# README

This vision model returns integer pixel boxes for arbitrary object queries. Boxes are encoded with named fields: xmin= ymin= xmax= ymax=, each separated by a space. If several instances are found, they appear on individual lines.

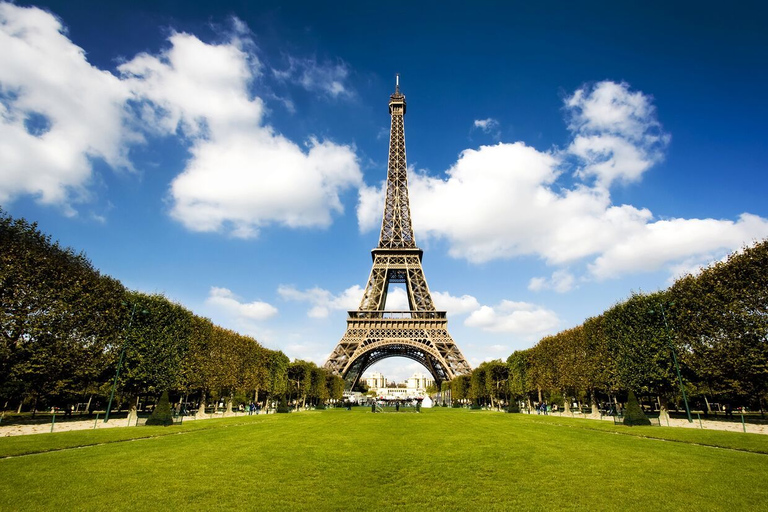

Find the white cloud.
xmin=588 ymin=213 xmax=768 ymax=280
xmin=119 ymin=31 xmax=362 ymax=237
xmin=465 ymin=300 xmax=560 ymax=338
xmin=357 ymin=81 xmax=768 ymax=283
xmin=273 ymin=56 xmax=352 ymax=98
xmin=0 ymin=3 xmax=132 ymax=213
xmin=0 ymin=6 xmax=361 ymax=234
xmin=279 ymin=284 xmax=484 ymax=320
xmin=473 ymin=118 xmax=499 ymax=133
xmin=528 ymin=270 xmax=576 ymax=293
xmin=566 ymin=80 xmax=670 ymax=187
xmin=278 ymin=284 xmax=363 ymax=318
xmin=205 ymin=286 xmax=278 ymax=321
xmin=431 ymin=290 xmax=481 ymax=315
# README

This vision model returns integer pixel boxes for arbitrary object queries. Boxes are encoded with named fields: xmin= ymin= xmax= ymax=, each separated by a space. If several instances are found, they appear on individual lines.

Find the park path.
xmin=519 ymin=409 xmax=768 ymax=435
xmin=0 ymin=410 xmax=253 ymax=437
xmin=1 ymin=409 xmax=765 ymax=437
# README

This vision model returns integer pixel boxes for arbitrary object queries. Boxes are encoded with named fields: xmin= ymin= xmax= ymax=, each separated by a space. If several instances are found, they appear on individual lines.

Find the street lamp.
xmin=104 ymin=303 xmax=147 ymax=423
xmin=652 ymin=302 xmax=693 ymax=423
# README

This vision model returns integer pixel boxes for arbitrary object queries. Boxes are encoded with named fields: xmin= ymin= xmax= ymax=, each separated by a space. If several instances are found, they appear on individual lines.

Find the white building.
xmin=365 ymin=371 xmax=387 ymax=391
xmin=406 ymin=372 xmax=434 ymax=391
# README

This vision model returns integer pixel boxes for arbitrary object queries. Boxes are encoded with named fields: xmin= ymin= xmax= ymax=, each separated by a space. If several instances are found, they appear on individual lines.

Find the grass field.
xmin=1 ymin=408 xmax=766 ymax=511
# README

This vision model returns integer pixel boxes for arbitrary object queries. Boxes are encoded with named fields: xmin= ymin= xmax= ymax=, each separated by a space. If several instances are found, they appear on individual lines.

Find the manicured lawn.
xmin=0 ymin=408 xmax=766 ymax=511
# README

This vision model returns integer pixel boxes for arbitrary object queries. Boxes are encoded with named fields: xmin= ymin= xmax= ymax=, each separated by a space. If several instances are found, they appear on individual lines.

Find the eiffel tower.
xmin=324 ymin=76 xmax=471 ymax=389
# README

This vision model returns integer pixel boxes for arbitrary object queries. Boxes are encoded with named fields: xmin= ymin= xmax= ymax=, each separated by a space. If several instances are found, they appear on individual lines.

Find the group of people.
xmin=240 ymin=402 xmax=262 ymax=415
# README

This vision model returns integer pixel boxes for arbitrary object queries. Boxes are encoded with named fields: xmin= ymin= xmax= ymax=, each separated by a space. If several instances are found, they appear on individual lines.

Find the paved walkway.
xmin=523 ymin=409 xmax=768 ymax=434
xmin=0 ymin=410 xmax=262 ymax=437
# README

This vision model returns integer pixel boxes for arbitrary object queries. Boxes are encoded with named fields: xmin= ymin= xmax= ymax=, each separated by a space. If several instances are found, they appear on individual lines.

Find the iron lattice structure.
xmin=324 ymin=78 xmax=472 ymax=389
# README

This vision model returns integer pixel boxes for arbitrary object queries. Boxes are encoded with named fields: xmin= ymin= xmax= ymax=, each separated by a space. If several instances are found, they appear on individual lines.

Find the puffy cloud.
xmin=528 ymin=270 xmax=576 ymax=293
xmin=0 ymin=5 xmax=360 ymax=234
xmin=278 ymin=284 xmax=363 ymax=318
xmin=565 ymin=80 xmax=670 ymax=186
xmin=119 ymin=32 xmax=362 ymax=237
xmin=0 ymin=3 xmax=132 ymax=213
xmin=280 ymin=284 xmax=485 ymax=320
xmin=588 ymin=213 xmax=768 ymax=280
xmin=465 ymin=300 xmax=560 ymax=338
xmin=205 ymin=286 xmax=278 ymax=321
xmin=357 ymin=81 xmax=768 ymax=283
xmin=119 ymin=32 xmax=263 ymax=138
xmin=431 ymin=290 xmax=481 ymax=315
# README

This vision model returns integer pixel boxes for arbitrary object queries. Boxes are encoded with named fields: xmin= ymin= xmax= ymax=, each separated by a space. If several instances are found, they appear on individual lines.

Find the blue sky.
xmin=2 ymin=1 xmax=767 ymax=382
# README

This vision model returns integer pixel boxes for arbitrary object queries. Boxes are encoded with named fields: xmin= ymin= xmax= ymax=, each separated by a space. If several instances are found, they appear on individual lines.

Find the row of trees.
xmin=0 ymin=210 xmax=344 ymax=415
xmin=448 ymin=361 xmax=511 ymax=409
xmin=463 ymin=239 xmax=767 ymax=415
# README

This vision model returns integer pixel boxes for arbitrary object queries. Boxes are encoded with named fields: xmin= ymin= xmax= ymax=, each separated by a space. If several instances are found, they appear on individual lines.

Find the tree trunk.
xmin=85 ymin=394 xmax=93 ymax=415
xmin=537 ymin=387 xmax=542 ymax=404
xmin=563 ymin=393 xmax=571 ymax=414
xmin=225 ymin=395 xmax=234 ymax=416
xmin=704 ymin=395 xmax=712 ymax=413
xmin=17 ymin=398 xmax=23 ymax=414
xmin=590 ymin=390 xmax=599 ymax=417
xmin=658 ymin=395 xmax=670 ymax=425
xmin=196 ymin=391 xmax=207 ymax=419
xmin=126 ymin=396 xmax=138 ymax=426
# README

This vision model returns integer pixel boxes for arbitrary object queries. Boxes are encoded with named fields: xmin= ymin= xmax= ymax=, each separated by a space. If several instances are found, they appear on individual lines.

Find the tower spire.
xmin=379 ymin=75 xmax=414 ymax=248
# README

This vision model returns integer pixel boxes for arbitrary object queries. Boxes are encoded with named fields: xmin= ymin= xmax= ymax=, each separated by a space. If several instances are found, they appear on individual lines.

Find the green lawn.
xmin=1 ymin=408 xmax=766 ymax=511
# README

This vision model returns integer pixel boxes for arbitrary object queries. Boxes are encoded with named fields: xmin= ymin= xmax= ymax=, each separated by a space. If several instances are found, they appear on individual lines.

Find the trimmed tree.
xmin=623 ymin=390 xmax=651 ymax=426
xmin=146 ymin=390 xmax=174 ymax=426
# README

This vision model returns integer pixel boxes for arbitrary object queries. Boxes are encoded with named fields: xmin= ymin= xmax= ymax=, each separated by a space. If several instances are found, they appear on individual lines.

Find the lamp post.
xmin=104 ymin=303 xmax=144 ymax=423
xmin=654 ymin=302 xmax=693 ymax=423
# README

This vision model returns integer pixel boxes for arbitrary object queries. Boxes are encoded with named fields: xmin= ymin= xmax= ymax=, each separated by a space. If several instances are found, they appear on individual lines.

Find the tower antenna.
xmin=395 ymin=73 xmax=400 ymax=94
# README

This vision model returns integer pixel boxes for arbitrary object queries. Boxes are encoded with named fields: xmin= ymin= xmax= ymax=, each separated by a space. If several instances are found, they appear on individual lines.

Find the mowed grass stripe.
xmin=0 ymin=409 xmax=766 ymax=511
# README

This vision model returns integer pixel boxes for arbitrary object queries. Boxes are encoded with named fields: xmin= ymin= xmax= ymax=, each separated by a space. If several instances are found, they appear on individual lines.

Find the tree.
xmin=146 ymin=390 xmax=174 ymax=426
xmin=451 ymin=375 xmax=471 ymax=404
xmin=484 ymin=360 xmax=509 ymax=408
xmin=469 ymin=364 xmax=489 ymax=406
xmin=327 ymin=374 xmax=345 ymax=402
xmin=0 ymin=211 xmax=125 ymax=413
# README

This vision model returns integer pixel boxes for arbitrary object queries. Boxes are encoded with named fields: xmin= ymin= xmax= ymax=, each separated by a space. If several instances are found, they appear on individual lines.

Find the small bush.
xmin=507 ymin=403 xmax=520 ymax=413
xmin=276 ymin=396 xmax=291 ymax=414
xmin=623 ymin=390 xmax=651 ymax=426
xmin=452 ymin=402 xmax=461 ymax=408
xmin=315 ymin=403 xmax=326 ymax=410
xmin=146 ymin=390 xmax=174 ymax=427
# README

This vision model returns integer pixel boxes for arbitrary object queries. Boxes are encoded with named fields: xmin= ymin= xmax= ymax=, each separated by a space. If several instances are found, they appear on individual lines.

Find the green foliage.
xmin=145 ymin=390 xmax=174 ymax=426
xmin=0 ymin=209 xmax=292 ymax=415
xmin=327 ymin=374 xmax=345 ymax=401
xmin=507 ymin=350 xmax=531 ymax=401
xmin=0 ymin=209 xmax=125 ymax=409
xmin=513 ymin=238 xmax=768 ymax=414
xmin=276 ymin=395 xmax=290 ymax=414
xmin=622 ymin=390 xmax=651 ymax=426
xmin=450 ymin=375 xmax=470 ymax=402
